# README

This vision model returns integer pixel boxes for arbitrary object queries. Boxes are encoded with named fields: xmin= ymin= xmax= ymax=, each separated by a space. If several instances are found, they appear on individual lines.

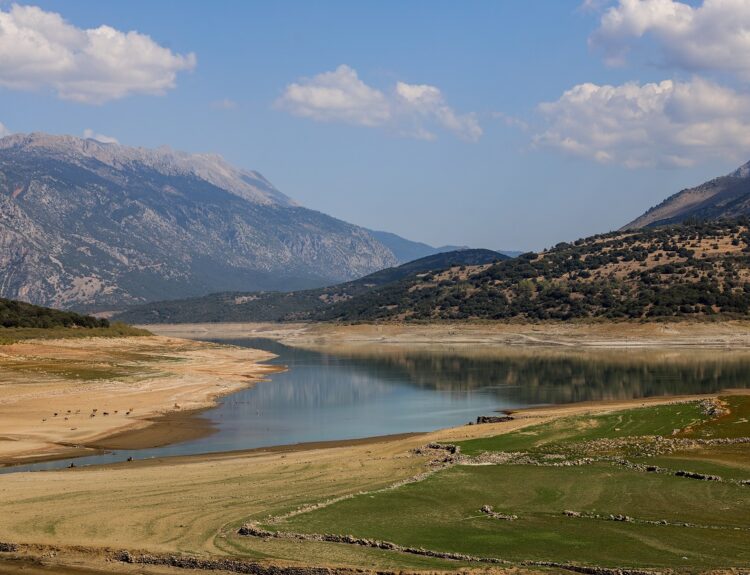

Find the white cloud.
xmin=534 ymin=77 xmax=750 ymax=168
xmin=276 ymin=65 xmax=481 ymax=142
xmin=83 ymin=128 xmax=118 ymax=144
xmin=211 ymin=98 xmax=238 ymax=110
xmin=590 ymin=0 xmax=750 ymax=80
xmin=492 ymin=111 xmax=529 ymax=132
xmin=0 ymin=4 xmax=196 ymax=104
xmin=395 ymin=82 xmax=482 ymax=142
xmin=0 ymin=122 xmax=11 ymax=138
xmin=276 ymin=65 xmax=391 ymax=127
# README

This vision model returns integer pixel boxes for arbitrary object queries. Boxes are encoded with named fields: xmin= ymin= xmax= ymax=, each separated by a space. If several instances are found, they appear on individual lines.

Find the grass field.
xmin=458 ymin=402 xmax=708 ymax=456
xmin=0 ymin=323 xmax=150 ymax=345
xmin=265 ymin=396 xmax=750 ymax=571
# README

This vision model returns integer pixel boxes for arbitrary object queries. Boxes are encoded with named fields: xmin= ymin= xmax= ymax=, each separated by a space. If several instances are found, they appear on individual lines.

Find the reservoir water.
xmin=3 ymin=337 xmax=750 ymax=473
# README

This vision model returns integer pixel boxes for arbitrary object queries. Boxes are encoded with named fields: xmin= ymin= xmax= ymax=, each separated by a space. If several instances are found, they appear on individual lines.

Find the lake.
xmin=3 ymin=337 xmax=750 ymax=473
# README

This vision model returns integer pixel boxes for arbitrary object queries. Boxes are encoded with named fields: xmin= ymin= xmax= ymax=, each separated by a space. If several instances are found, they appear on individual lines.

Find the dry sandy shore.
xmin=0 ymin=335 xmax=277 ymax=465
xmin=146 ymin=319 xmax=750 ymax=349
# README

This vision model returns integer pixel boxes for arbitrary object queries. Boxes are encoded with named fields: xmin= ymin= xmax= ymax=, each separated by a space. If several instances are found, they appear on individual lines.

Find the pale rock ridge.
xmin=0 ymin=133 xmax=397 ymax=309
xmin=0 ymin=133 xmax=294 ymax=207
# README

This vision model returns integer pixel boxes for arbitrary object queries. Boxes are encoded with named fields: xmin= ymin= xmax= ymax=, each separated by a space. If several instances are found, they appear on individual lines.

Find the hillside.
xmin=624 ymin=160 xmax=750 ymax=229
xmin=316 ymin=219 xmax=750 ymax=321
xmin=0 ymin=133 xmax=398 ymax=310
xmin=0 ymin=297 xmax=109 ymax=329
xmin=115 ymin=249 xmax=506 ymax=324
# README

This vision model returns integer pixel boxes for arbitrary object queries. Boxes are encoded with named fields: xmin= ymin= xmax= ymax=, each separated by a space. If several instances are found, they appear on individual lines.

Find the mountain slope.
xmin=115 ymin=249 xmax=507 ymax=324
xmin=315 ymin=220 xmax=750 ymax=321
xmin=367 ymin=230 xmax=469 ymax=263
xmin=624 ymin=161 xmax=750 ymax=229
xmin=0 ymin=133 xmax=397 ymax=310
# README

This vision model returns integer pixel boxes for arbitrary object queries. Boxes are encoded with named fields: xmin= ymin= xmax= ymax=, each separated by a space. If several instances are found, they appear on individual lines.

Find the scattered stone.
xmin=698 ymin=398 xmax=729 ymax=419
xmin=480 ymin=505 xmax=518 ymax=521
xmin=674 ymin=470 xmax=721 ymax=481
xmin=238 ymin=523 xmax=508 ymax=565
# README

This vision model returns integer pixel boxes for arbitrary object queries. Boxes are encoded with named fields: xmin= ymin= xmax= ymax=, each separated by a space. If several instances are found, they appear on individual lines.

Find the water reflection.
xmin=313 ymin=344 xmax=750 ymax=404
xmin=3 ymin=337 xmax=750 ymax=474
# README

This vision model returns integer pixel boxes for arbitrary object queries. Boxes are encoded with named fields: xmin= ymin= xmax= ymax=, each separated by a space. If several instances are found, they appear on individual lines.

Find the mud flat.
xmin=145 ymin=320 xmax=750 ymax=349
xmin=0 ymin=335 xmax=278 ymax=465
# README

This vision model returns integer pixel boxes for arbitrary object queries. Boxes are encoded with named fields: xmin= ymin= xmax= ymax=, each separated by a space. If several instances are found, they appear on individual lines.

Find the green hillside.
xmin=0 ymin=298 xmax=150 ymax=343
xmin=0 ymin=298 xmax=110 ymax=329
xmin=318 ymin=219 xmax=750 ymax=321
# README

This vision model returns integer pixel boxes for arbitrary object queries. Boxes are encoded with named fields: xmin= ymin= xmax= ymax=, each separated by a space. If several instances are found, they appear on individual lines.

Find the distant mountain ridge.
xmin=624 ymin=160 xmax=750 ymax=229
xmin=367 ymin=230 xmax=470 ymax=263
xmin=115 ymin=249 xmax=507 ymax=324
xmin=367 ymin=229 xmax=521 ymax=263
xmin=0 ymin=133 xmax=399 ymax=310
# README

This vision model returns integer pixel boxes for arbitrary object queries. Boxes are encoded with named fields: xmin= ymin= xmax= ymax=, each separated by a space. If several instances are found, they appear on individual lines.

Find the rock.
xmin=476 ymin=415 xmax=514 ymax=424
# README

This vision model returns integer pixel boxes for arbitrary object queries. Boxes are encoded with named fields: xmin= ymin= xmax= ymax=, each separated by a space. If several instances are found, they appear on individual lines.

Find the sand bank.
xmin=0 ymin=335 xmax=277 ymax=465
xmin=144 ymin=320 xmax=750 ymax=349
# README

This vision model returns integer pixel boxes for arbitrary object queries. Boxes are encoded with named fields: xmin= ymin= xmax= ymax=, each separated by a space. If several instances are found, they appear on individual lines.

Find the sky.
xmin=2 ymin=0 xmax=749 ymax=251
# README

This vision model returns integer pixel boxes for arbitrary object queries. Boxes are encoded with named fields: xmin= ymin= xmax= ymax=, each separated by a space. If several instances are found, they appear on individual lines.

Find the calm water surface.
xmin=3 ymin=337 xmax=750 ymax=473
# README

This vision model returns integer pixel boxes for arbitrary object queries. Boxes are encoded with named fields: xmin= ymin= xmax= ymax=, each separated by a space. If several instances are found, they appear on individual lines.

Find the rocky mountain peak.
xmin=0 ymin=132 xmax=295 ymax=207
xmin=0 ymin=132 xmax=396 ymax=310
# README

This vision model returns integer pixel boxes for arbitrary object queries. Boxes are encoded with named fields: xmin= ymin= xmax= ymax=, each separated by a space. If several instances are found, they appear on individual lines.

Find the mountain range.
xmin=115 ymin=248 xmax=506 ymax=324
xmin=0 ymin=133 xmax=473 ymax=311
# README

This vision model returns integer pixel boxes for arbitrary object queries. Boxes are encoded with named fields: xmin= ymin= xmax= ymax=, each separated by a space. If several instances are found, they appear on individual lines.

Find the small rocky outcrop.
xmin=475 ymin=415 xmax=514 ymax=424
xmin=480 ymin=505 xmax=518 ymax=521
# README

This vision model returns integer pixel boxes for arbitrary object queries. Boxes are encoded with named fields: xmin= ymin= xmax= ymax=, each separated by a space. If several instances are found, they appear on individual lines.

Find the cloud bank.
xmin=276 ymin=65 xmax=481 ymax=141
xmin=534 ymin=1 xmax=750 ymax=168
xmin=535 ymin=77 xmax=750 ymax=168
xmin=0 ymin=4 xmax=196 ymax=104
xmin=590 ymin=0 xmax=750 ymax=80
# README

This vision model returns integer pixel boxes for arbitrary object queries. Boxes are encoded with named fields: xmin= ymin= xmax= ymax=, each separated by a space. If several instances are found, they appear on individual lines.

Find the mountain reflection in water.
xmin=4 ymin=337 xmax=749 ymax=474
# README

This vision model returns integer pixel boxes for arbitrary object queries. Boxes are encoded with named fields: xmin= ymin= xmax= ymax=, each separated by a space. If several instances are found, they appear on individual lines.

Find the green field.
xmin=458 ymin=402 xmax=708 ymax=456
xmin=0 ymin=323 xmax=151 ymax=345
xmin=259 ymin=397 xmax=750 ymax=571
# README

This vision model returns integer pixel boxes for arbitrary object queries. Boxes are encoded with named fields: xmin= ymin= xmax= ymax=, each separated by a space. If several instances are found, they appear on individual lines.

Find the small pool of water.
xmin=4 ymin=338 xmax=750 ymax=474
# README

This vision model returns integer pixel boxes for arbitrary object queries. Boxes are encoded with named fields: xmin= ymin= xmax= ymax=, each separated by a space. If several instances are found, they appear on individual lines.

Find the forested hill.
xmin=317 ymin=219 xmax=750 ymax=321
xmin=115 ymin=249 xmax=506 ymax=324
xmin=0 ymin=298 xmax=110 ymax=329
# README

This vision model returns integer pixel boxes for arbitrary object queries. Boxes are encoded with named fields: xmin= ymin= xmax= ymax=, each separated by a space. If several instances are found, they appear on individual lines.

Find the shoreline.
xmin=6 ymin=320 xmax=750 ymax=469
xmin=0 ymin=335 xmax=280 ymax=466
xmin=3 ymin=388 xmax=743 ymax=474
xmin=143 ymin=319 xmax=750 ymax=349
xmin=0 ymin=389 xmax=747 ymax=574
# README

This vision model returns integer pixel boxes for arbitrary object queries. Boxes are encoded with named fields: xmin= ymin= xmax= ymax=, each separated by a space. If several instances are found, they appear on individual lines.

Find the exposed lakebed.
xmin=4 ymin=337 xmax=750 ymax=473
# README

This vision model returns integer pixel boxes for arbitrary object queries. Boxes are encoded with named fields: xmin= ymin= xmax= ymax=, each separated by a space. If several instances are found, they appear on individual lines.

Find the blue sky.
xmin=1 ymin=0 xmax=747 ymax=250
